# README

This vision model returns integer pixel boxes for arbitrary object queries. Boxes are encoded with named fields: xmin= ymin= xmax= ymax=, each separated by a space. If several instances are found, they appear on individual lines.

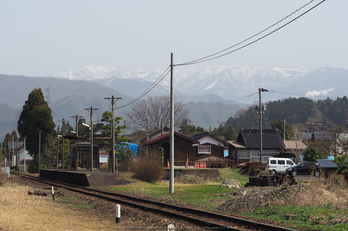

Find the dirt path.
xmin=0 ymin=183 xmax=135 ymax=231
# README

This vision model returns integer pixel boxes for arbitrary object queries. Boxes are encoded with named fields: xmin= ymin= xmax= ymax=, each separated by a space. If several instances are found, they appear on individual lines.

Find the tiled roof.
xmin=191 ymin=132 xmax=210 ymax=140
xmin=237 ymin=129 xmax=284 ymax=149
xmin=191 ymin=132 xmax=227 ymax=146
xmin=283 ymin=140 xmax=307 ymax=150
xmin=317 ymin=159 xmax=338 ymax=169
xmin=142 ymin=132 xmax=199 ymax=145
xmin=227 ymin=141 xmax=246 ymax=149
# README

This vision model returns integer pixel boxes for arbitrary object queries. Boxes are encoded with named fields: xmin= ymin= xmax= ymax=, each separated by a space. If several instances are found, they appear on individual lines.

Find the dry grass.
xmin=0 ymin=183 xmax=133 ymax=231
xmin=132 ymin=157 xmax=165 ymax=183
xmin=276 ymin=174 xmax=348 ymax=208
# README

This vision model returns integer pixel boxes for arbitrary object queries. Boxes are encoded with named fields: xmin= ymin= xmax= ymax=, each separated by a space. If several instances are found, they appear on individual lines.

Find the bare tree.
xmin=126 ymin=96 xmax=189 ymax=133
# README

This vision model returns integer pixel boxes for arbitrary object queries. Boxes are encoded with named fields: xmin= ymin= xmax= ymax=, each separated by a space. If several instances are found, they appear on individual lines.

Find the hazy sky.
xmin=0 ymin=0 xmax=346 ymax=76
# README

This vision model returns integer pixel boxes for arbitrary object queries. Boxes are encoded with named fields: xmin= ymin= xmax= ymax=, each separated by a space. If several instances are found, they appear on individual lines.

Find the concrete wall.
xmin=163 ymin=168 xmax=220 ymax=181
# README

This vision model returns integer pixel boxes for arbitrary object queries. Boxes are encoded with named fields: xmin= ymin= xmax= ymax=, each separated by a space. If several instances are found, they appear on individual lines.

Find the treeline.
xmin=224 ymin=96 xmax=348 ymax=130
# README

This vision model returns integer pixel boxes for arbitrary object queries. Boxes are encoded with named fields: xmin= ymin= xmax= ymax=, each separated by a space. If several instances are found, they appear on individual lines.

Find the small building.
xmin=316 ymin=159 xmax=338 ymax=178
xmin=227 ymin=129 xmax=285 ymax=164
xmin=193 ymin=154 xmax=233 ymax=168
xmin=191 ymin=132 xmax=228 ymax=159
xmin=99 ymin=151 xmax=109 ymax=169
xmin=142 ymin=131 xmax=199 ymax=166
xmin=283 ymin=140 xmax=307 ymax=163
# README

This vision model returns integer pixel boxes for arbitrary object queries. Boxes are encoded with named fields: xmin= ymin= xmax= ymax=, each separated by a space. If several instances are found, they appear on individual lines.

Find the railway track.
xmin=13 ymin=172 xmax=296 ymax=231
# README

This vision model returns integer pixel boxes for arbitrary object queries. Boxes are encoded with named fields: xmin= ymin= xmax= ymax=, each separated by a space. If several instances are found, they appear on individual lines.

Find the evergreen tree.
xmin=100 ymin=111 xmax=128 ymax=154
xmin=270 ymin=119 xmax=296 ymax=140
xmin=2 ymin=133 xmax=12 ymax=159
xmin=179 ymin=118 xmax=205 ymax=137
xmin=17 ymin=88 xmax=56 ymax=171
xmin=303 ymin=143 xmax=329 ymax=162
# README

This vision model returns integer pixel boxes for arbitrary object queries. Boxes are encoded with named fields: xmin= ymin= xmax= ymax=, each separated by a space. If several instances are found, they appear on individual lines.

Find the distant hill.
xmin=0 ymin=74 xmax=133 ymax=140
xmin=0 ymin=74 xmax=243 ymax=141
xmin=224 ymin=97 xmax=348 ymax=129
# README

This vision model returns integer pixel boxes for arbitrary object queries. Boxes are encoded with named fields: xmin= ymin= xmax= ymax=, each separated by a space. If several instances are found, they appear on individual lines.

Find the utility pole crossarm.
xmin=70 ymin=115 xmax=83 ymax=137
xmin=84 ymin=107 xmax=99 ymax=171
xmin=104 ymin=95 xmax=122 ymax=173
xmin=258 ymin=87 xmax=269 ymax=162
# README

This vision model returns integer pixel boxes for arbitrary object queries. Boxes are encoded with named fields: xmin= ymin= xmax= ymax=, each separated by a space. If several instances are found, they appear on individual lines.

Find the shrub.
xmin=132 ymin=156 xmax=165 ymax=183
xmin=116 ymin=148 xmax=135 ymax=172
xmin=0 ymin=169 xmax=9 ymax=186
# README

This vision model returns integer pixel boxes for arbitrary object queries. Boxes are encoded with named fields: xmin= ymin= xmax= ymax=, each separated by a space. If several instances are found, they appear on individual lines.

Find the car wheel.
xmin=271 ymin=170 xmax=276 ymax=175
xmin=315 ymin=171 xmax=320 ymax=177
xmin=292 ymin=171 xmax=297 ymax=177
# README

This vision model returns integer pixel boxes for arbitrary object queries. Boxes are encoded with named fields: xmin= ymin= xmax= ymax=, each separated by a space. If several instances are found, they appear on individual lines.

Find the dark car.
xmin=286 ymin=162 xmax=321 ymax=177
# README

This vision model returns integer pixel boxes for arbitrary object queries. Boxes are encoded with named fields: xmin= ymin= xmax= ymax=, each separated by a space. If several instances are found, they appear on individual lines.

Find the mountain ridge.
xmin=52 ymin=65 xmax=348 ymax=104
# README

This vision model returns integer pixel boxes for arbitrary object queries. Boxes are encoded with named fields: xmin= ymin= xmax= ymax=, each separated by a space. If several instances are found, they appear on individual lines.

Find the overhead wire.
xmin=116 ymin=65 xmax=171 ymax=109
xmin=113 ymin=0 xmax=325 ymax=109
xmin=175 ymin=0 xmax=325 ymax=67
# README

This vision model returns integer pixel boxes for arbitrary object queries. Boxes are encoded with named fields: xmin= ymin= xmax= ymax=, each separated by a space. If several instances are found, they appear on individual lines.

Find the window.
xmin=238 ymin=150 xmax=249 ymax=159
xmin=198 ymin=146 xmax=211 ymax=154
xmin=250 ymin=150 xmax=259 ymax=157
xmin=278 ymin=160 xmax=285 ymax=165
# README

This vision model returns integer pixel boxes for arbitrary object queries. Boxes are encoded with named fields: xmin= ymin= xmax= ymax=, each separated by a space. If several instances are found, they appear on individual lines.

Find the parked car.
xmin=266 ymin=158 xmax=295 ymax=174
xmin=286 ymin=162 xmax=321 ymax=177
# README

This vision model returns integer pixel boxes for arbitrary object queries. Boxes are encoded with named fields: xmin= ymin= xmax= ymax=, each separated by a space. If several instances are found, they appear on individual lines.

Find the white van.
xmin=267 ymin=158 xmax=295 ymax=174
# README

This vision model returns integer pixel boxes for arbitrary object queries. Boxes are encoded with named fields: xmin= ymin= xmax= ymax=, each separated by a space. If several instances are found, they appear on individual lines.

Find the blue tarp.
xmin=115 ymin=142 xmax=138 ymax=157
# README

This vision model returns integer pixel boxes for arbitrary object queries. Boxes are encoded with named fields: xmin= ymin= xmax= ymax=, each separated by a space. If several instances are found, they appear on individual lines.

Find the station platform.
xmin=40 ymin=168 xmax=221 ymax=187
xmin=39 ymin=169 xmax=121 ymax=187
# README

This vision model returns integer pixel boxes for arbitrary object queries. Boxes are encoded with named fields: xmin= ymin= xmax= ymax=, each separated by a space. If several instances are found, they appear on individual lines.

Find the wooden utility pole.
xmin=71 ymin=115 xmax=83 ymax=170
xmin=283 ymin=118 xmax=286 ymax=140
xmin=170 ymin=53 xmax=174 ymax=194
xmin=258 ymin=88 xmax=269 ymax=162
xmin=61 ymin=119 xmax=65 ymax=169
xmin=38 ymin=131 xmax=41 ymax=173
xmin=84 ymin=107 xmax=99 ymax=171
xmin=57 ymin=126 xmax=60 ymax=169
xmin=104 ymin=95 xmax=122 ymax=173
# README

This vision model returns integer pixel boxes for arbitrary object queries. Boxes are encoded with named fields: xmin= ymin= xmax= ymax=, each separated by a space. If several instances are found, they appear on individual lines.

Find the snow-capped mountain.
xmin=53 ymin=65 xmax=348 ymax=104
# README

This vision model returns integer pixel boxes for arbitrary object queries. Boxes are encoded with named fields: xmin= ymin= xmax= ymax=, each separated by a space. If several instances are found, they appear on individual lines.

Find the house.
xmin=193 ymin=154 xmax=233 ymax=168
xmin=227 ymin=129 xmax=285 ymax=164
xmin=283 ymin=140 xmax=307 ymax=163
xmin=7 ymin=141 xmax=33 ymax=170
xmin=140 ymin=127 xmax=170 ymax=142
xmin=191 ymin=132 xmax=228 ymax=158
xmin=142 ymin=131 xmax=199 ymax=166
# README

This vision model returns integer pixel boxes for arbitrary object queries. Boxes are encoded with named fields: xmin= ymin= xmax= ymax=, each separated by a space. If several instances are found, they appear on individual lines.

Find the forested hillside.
xmin=224 ymin=97 xmax=348 ymax=129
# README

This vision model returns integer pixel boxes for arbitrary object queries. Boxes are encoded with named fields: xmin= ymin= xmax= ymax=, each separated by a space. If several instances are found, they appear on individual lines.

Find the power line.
xmin=113 ymin=0 xmax=325 ymax=110
xmin=116 ymin=65 xmax=171 ymax=109
xmin=175 ymin=0 xmax=325 ymax=67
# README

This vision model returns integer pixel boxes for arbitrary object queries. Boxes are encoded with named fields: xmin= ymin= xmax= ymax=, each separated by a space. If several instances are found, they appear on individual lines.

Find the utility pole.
xmin=24 ymin=138 xmax=26 ymax=173
xmin=38 ymin=131 xmax=41 ymax=173
xmin=170 ymin=53 xmax=174 ymax=194
xmin=16 ymin=139 xmax=18 ymax=168
xmin=259 ymin=88 xmax=269 ymax=162
xmin=70 ymin=115 xmax=83 ymax=137
xmin=71 ymin=115 xmax=83 ymax=170
xmin=12 ymin=135 xmax=14 ymax=167
xmin=57 ymin=126 xmax=60 ymax=169
xmin=104 ymin=95 xmax=122 ymax=173
xmin=284 ymin=118 xmax=286 ymax=140
xmin=60 ymin=119 xmax=65 ymax=169
xmin=84 ymin=107 xmax=99 ymax=171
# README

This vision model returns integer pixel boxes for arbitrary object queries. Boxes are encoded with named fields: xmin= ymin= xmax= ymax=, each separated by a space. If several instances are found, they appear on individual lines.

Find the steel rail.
xmin=13 ymin=172 xmax=296 ymax=231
